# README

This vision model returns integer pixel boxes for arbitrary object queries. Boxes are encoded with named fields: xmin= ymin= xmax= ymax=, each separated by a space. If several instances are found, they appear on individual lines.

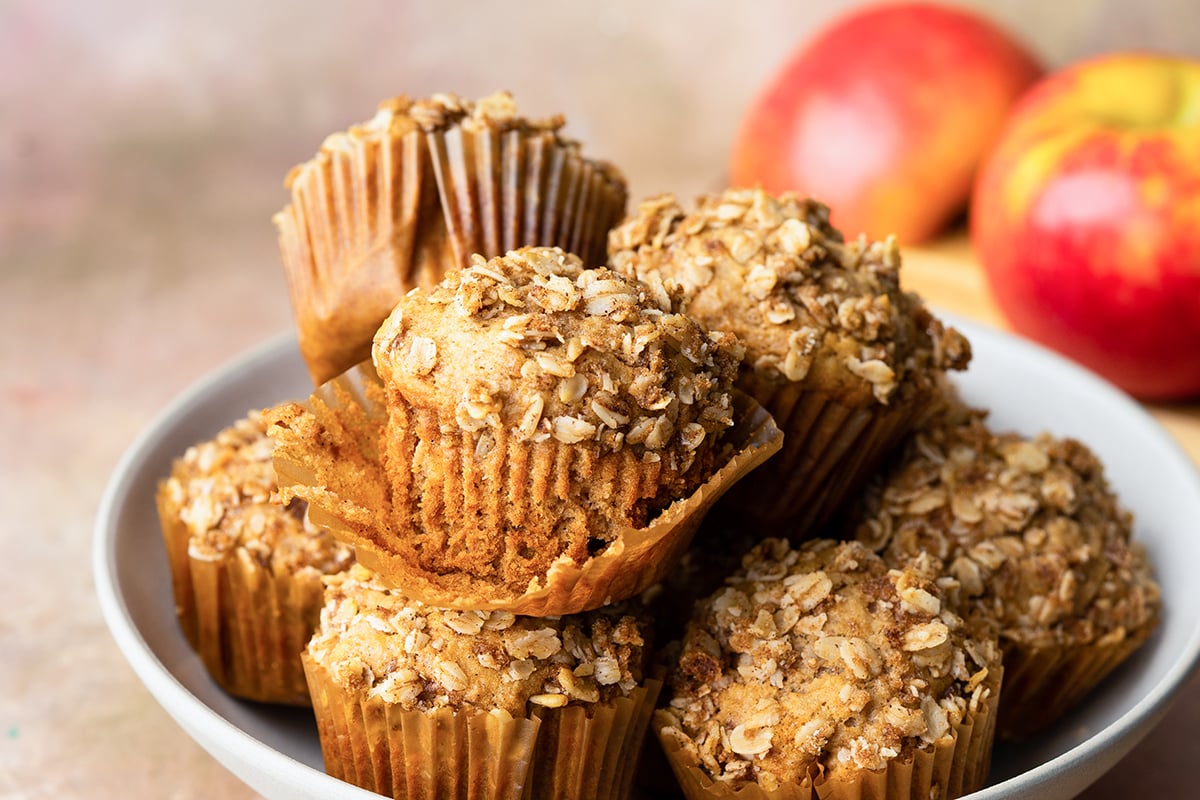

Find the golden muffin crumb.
xmin=660 ymin=539 xmax=1000 ymax=791
xmin=308 ymin=564 xmax=648 ymax=716
xmin=608 ymin=189 xmax=969 ymax=405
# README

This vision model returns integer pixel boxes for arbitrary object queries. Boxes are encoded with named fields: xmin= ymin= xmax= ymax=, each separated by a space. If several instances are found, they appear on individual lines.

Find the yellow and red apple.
xmin=730 ymin=2 xmax=1041 ymax=243
xmin=972 ymin=53 xmax=1200 ymax=400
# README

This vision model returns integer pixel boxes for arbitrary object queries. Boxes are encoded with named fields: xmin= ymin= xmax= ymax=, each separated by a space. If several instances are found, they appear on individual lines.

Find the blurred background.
xmin=2 ymin=1 xmax=1198 ymax=797
xmin=4 ymin=0 xmax=1198 ymax=391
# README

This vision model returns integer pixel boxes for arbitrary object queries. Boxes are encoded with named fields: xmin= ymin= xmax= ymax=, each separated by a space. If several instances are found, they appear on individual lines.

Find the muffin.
xmin=657 ymin=538 xmax=1002 ymax=799
xmin=304 ymin=563 xmax=660 ymax=800
xmin=609 ymin=189 xmax=970 ymax=534
xmin=156 ymin=410 xmax=354 ymax=705
xmin=852 ymin=403 xmax=1161 ymax=738
xmin=268 ymin=246 xmax=783 ymax=615
xmin=276 ymin=91 xmax=629 ymax=384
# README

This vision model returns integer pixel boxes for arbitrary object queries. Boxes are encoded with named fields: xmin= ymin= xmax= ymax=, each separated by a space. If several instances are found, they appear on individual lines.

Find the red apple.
xmin=730 ymin=2 xmax=1041 ymax=243
xmin=972 ymin=53 xmax=1200 ymax=400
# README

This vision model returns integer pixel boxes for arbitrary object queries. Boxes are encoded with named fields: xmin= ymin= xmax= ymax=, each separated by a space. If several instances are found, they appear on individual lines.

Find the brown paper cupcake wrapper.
xmin=158 ymin=488 xmax=201 ymax=650
xmin=270 ymin=364 xmax=782 ymax=616
xmin=720 ymin=380 xmax=927 ymax=536
xmin=157 ymin=494 xmax=327 ymax=705
xmin=306 ymin=654 xmax=660 ymax=800
xmin=277 ymin=110 xmax=627 ymax=386
xmin=654 ymin=669 xmax=1000 ymax=800
xmin=997 ymin=623 xmax=1157 ymax=740
xmin=425 ymin=124 xmax=626 ymax=277
xmin=276 ymin=125 xmax=448 ymax=385
xmin=526 ymin=680 xmax=662 ymax=800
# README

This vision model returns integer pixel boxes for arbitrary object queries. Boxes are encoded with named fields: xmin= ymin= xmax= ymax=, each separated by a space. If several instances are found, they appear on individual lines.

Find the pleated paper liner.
xmin=654 ymin=668 xmax=1001 ymax=800
xmin=156 ymin=495 xmax=330 ymax=705
xmin=525 ymin=680 xmax=662 ymax=800
xmin=717 ymin=376 xmax=932 ymax=538
xmin=276 ymin=114 xmax=448 ymax=385
xmin=157 ymin=488 xmax=201 ymax=649
xmin=276 ymin=94 xmax=628 ymax=387
xmin=305 ymin=653 xmax=661 ymax=800
xmin=268 ymin=362 xmax=782 ymax=616
xmin=425 ymin=123 xmax=626 ymax=277
xmin=996 ymin=620 xmax=1158 ymax=740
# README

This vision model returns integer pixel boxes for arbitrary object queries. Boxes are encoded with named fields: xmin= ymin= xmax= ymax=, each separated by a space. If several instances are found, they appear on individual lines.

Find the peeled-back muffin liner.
xmin=654 ymin=668 xmax=1001 ymax=800
xmin=996 ymin=622 xmax=1157 ymax=740
xmin=275 ymin=97 xmax=628 ymax=386
xmin=269 ymin=362 xmax=782 ymax=617
xmin=156 ymin=495 xmax=328 ymax=705
xmin=305 ymin=652 xmax=661 ymax=800
xmin=721 ymin=375 xmax=932 ymax=537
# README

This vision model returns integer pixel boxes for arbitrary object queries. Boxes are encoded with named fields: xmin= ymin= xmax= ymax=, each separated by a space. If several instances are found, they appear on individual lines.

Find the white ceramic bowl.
xmin=94 ymin=318 xmax=1200 ymax=799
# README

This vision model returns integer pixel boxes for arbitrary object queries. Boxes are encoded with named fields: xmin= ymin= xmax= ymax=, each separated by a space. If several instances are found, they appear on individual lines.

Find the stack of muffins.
xmin=155 ymin=91 xmax=1161 ymax=800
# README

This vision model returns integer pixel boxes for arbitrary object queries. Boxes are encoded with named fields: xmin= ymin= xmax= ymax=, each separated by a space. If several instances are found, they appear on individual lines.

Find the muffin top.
xmin=307 ymin=564 xmax=648 ymax=715
xmin=287 ymin=91 xmax=624 ymax=189
xmin=373 ymin=246 xmax=741 ymax=465
xmin=608 ymin=190 xmax=970 ymax=404
xmin=661 ymin=539 xmax=1000 ymax=790
xmin=854 ymin=404 xmax=1161 ymax=650
xmin=159 ymin=411 xmax=353 ymax=576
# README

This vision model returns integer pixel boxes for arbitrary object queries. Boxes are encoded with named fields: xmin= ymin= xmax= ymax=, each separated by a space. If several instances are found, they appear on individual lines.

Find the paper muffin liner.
xmin=269 ymin=363 xmax=782 ymax=616
xmin=654 ymin=669 xmax=1001 ymax=800
xmin=424 ymin=123 xmax=626 ymax=278
xmin=158 ymin=490 xmax=201 ymax=650
xmin=276 ymin=123 xmax=447 ymax=385
xmin=525 ymin=680 xmax=662 ymax=800
xmin=719 ymin=378 xmax=929 ymax=537
xmin=305 ymin=654 xmax=660 ymax=800
xmin=156 ymin=495 xmax=328 ymax=705
xmin=996 ymin=622 xmax=1157 ymax=740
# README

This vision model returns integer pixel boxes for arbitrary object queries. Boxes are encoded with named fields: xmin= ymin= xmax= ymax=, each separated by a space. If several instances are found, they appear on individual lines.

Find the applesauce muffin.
xmin=609 ymin=189 xmax=970 ymax=533
xmin=656 ymin=538 xmax=1001 ymax=799
xmin=156 ymin=410 xmax=354 ymax=705
xmin=304 ymin=563 xmax=659 ymax=800
xmin=269 ymin=245 xmax=784 ymax=615
xmin=276 ymin=91 xmax=628 ymax=384
xmin=852 ymin=403 xmax=1161 ymax=738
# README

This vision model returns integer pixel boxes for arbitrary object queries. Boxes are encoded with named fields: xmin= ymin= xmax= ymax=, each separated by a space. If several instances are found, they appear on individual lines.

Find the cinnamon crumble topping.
xmin=852 ymin=404 xmax=1161 ymax=650
xmin=659 ymin=539 xmax=999 ymax=790
xmin=308 ymin=564 xmax=647 ymax=715
xmin=608 ymin=189 xmax=969 ymax=404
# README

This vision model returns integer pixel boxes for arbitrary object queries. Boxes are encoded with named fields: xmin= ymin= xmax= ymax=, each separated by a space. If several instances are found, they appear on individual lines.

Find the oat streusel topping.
xmin=308 ymin=564 xmax=647 ymax=715
xmin=159 ymin=411 xmax=354 ymax=575
xmin=854 ymin=405 xmax=1161 ymax=650
xmin=373 ymin=246 xmax=741 ymax=467
xmin=608 ymin=190 xmax=970 ymax=404
xmin=660 ymin=539 xmax=999 ymax=790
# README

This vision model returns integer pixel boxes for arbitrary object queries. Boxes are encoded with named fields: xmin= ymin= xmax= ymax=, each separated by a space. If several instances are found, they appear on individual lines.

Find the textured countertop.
xmin=3 ymin=1 xmax=1199 ymax=797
